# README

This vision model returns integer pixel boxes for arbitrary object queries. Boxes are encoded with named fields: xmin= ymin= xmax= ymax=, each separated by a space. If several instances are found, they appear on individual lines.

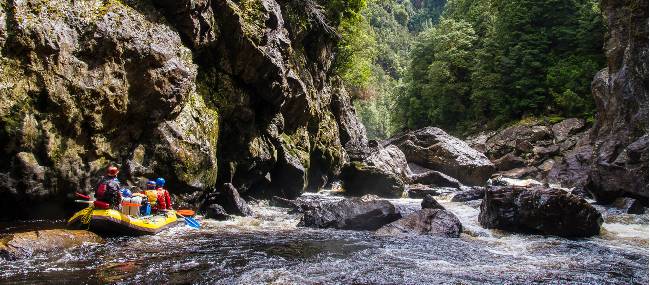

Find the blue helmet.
xmin=155 ymin=177 xmax=166 ymax=187
xmin=146 ymin=180 xmax=156 ymax=189
xmin=121 ymin=188 xmax=132 ymax=198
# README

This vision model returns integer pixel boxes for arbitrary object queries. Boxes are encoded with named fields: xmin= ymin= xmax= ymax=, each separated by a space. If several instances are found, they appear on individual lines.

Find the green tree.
xmin=400 ymin=18 xmax=477 ymax=131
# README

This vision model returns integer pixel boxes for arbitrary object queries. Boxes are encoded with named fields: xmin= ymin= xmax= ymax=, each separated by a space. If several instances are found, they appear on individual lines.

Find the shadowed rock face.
xmin=155 ymin=0 xmax=358 ymax=199
xmin=0 ymin=0 xmax=211 ymax=218
xmin=587 ymin=0 xmax=649 ymax=203
xmin=0 ymin=0 xmax=365 ymax=218
xmin=479 ymin=186 xmax=603 ymax=237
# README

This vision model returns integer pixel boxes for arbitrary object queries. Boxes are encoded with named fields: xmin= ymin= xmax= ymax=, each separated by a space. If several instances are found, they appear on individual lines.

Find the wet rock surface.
xmin=478 ymin=186 xmax=603 ymax=237
xmin=205 ymin=204 xmax=229 ymax=221
xmin=298 ymin=196 xmax=401 ymax=231
xmin=386 ymin=127 xmax=495 ymax=186
xmin=220 ymin=183 xmax=253 ymax=217
xmin=612 ymin=197 xmax=647 ymax=215
xmin=375 ymin=209 xmax=462 ymax=238
xmin=0 ymin=229 xmax=103 ymax=260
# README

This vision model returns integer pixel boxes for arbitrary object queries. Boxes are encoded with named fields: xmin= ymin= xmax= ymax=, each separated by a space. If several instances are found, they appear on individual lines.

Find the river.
xmin=0 ymin=192 xmax=647 ymax=284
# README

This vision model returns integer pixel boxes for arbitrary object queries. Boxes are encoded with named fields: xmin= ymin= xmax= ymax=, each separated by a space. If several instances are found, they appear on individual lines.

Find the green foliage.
xmin=395 ymin=0 xmax=605 ymax=133
xmin=398 ymin=19 xmax=477 ymax=131
xmin=336 ymin=12 xmax=378 ymax=94
xmin=349 ymin=0 xmax=447 ymax=139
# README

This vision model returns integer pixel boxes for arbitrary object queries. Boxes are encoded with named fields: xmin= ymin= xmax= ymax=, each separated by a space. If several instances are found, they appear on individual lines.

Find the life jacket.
xmin=155 ymin=187 xmax=171 ymax=210
xmin=95 ymin=177 xmax=120 ymax=204
xmin=145 ymin=190 xmax=158 ymax=205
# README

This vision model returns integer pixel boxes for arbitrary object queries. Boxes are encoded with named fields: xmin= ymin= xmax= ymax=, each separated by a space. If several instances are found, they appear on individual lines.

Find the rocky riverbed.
xmin=0 ymin=191 xmax=647 ymax=284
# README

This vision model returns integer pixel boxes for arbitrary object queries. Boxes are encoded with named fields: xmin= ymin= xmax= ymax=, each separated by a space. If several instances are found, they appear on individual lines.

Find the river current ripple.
xmin=0 ymin=193 xmax=647 ymax=284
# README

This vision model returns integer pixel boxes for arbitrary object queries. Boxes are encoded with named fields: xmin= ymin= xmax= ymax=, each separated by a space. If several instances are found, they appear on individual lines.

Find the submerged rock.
xmin=478 ymin=186 xmax=603 ymax=237
xmin=386 ymin=127 xmax=495 ymax=186
xmin=0 ymin=230 xmax=103 ymax=260
xmin=375 ymin=209 xmax=462 ymax=237
xmin=298 ymin=196 xmax=401 ymax=231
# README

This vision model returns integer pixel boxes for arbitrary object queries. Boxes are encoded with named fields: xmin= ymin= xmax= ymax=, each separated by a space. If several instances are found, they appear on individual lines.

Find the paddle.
xmin=176 ymin=211 xmax=201 ymax=229
xmin=176 ymin=209 xmax=195 ymax=217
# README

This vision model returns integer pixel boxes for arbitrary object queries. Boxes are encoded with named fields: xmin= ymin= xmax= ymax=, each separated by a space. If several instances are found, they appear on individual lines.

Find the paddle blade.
xmin=177 ymin=209 xmax=195 ymax=217
xmin=184 ymin=217 xmax=201 ymax=229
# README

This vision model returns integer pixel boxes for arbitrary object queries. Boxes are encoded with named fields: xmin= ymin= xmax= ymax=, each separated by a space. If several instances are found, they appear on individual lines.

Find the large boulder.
xmin=548 ymin=144 xmax=593 ymax=191
xmin=205 ymin=204 xmax=229 ymax=220
xmin=478 ymin=186 xmax=603 ymax=237
xmin=421 ymin=194 xmax=445 ymax=210
xmin=203 ymin=183 xmax=253 ymax=217
xmin=406 ymin=184 xmax=443 ymax=198
xmin=386 ymin=127 xmax=495 ymax=186
xmin=450 ymin=187 xmax=486 ymax=202
xmin=298 ymin=196 xmax=401 ymax=231
xmin=410 ymin=170 xmax=461 ymax=188
xmin=552 ymin=118 xmax=586 ymax=142
xmin=340 ymin=146 xmax=410 ymax=198
xmin=587 ymin=0 xmax=649 ymax=203
xmin=1 ymin=230 xmax=103 ymax=260
xmin=484 ymin=123 xmax=554 ymax=159
xmin=375 ymin=209 xmax=462 ymax=237
xmin=492 ymin=153 xmax=526 ymax=171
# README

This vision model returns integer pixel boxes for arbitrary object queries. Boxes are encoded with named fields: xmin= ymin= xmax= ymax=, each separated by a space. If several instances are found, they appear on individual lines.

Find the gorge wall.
xmin=0 ymin=0 xmax=367 ymax=219
xmin=587 ymin=0 xmax=648 ymax=203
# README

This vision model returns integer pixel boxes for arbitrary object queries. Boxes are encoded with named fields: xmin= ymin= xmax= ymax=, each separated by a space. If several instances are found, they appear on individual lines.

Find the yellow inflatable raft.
xmin=67 ymin=207 xmax=179 ymax=236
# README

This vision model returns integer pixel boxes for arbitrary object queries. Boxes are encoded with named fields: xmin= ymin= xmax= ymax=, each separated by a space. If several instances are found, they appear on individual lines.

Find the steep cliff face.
xmin=0 ymin=0 xmax=366 ymax=219
xmin=154 ymin=0 xmax=367 ymax=198
xmin=587 ymin=0 xmax=648 ymax=203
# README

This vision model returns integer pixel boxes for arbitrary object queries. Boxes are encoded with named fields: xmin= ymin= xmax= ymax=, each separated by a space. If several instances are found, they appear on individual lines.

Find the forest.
xmin=337 ymin=0 xmax=606 ymax=138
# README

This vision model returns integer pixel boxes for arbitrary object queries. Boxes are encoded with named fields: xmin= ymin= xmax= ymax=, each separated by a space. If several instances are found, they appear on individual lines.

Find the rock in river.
xmin=376 ymin=209 xmax=462 ymax=238
xmin=203 ymin=183 xmax=253 ymax=217
xmin=298 ymin=196 xmax=401 ymax=231
xmin=386 ymin=127 xmax=495 ymax=186
xmin=421 ymin=194 xmax=445 ymax=210
xmin=478 ymin=186 xmax=603 ymax=237
xmin=1 ymin=230 xmax=103 ymax=260
xmin=340 ymin=146 xmax=410 ymax=198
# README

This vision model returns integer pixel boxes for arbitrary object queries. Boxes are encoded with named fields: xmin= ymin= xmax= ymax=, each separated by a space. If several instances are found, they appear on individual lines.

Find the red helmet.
xmin=107 ymin=166 xmax=119 ymax=176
